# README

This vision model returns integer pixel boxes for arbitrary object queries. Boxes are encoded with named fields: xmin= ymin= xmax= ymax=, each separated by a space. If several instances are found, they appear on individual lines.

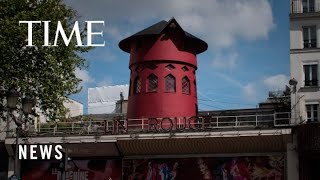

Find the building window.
xmin=134 ymin=76 xmax=141 ymax=94
xmin=147 ymin=74 xmax=158 ymax=92
xmin=303 ymin=0 xmax=315 ymax=13
xmin=135 ymin=65 xmax=143 ymax=73
xmin=182 ymin=66 xmax=189 ymax=72
xmin=165 ymin=74 xmax=176 ymax=92
xmin=146 ymin=63 xmax=157 ymax=70
xmin=304 ymin=64 xmax=318 ymax=86
xmin=306 ymin=104 xmax=319 ymax=122
xmin=303 ymin=26 xmax=317 ymax=48
xmin=165 ymin=64 xmax=175 ymax=70
xmin=182 ymin=76 xmax=190 ymax=94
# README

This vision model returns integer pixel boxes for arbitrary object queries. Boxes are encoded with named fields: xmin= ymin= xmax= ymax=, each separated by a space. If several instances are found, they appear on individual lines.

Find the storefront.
xmin=123 ymin=155 xmax=284 ymax=180
xmin=18 ymin=132 xmax=290 ymax=180
xmin=20 ymin=155 xmax=285 ymax=180
xmin=21 ymin=159 xmax=122 ymax=180
xmin=296 ymin=124 xmax=320 ymax=180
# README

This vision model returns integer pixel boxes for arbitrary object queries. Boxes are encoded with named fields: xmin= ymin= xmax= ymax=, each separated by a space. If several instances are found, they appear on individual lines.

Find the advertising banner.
xmin=21 ymin=159 xmax=121 ymax=180
xmin=123 ymin=155 xmax=284 ymax=180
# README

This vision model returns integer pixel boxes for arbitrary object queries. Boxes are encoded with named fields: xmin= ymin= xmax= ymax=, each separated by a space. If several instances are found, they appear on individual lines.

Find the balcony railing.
xmin=16 ymin=112 xmax=293 ymax=137
xmin=304 ymin=39 xmax=317 ymax=48
xmin=291 ymin=0 xmax=320 ymax=14
xmin=305 ymin=80 xmax=319 ymax=86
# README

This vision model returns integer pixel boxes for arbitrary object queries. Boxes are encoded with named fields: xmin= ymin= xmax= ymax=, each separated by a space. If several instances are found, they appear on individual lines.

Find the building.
xmin=119 ymin=18 xmax=207 ymax=120
xmin=34 ymin=97 xmax=84 ymax=123
xmin=1 ymin=97 xmax=83 ymax=179
xmin=88 ymin=85 xmax=129 ymax=114
xmin=63 ymin=98 xmax=84 ymax=118
xmin=290 ymin=0 xmax=320 ymax=125
xmin=1 ymin=18 xmax=294 ymax=180
xmin=290 ymin=0 xmax=320 ymax=179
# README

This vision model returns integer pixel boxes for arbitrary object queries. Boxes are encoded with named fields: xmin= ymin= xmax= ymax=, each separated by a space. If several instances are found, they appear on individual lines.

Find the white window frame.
xmin=306 ymin=103 xmax=319 ymax=122
xmin=302 ymin=62 xmax=319 ymax=87
xmin=303 ymin=0 xmax=315 ymax=12
xmin=302 ymin=25 xmax=317 ymax=48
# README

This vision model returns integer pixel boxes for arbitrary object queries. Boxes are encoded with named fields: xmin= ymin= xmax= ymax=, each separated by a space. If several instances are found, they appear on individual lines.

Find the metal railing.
xmin=17 ymin=112 xmax=293 ymax=137
xmin=291 ymin=0 xmax=320 ymax=14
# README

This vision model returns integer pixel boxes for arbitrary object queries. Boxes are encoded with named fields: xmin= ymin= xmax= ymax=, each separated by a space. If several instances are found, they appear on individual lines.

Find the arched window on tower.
xmin=147 ymin=74 xmax=158 ymax=92
xmin=134 ymin=76 xmax=141 ymax=94
xmin=182 ymin=76 xmax=190 ymax=95
xmin=165 ymin=74 xmax=176 ymax=92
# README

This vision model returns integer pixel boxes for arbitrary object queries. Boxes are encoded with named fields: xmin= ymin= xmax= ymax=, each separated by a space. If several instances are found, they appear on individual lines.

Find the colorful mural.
xmin=123 ymin=155 xmax=284 ymax=180
xmin=21 ymin=159 xmax=121 ymax=180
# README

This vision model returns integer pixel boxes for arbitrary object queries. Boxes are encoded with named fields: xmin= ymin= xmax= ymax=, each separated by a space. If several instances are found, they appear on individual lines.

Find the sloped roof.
xmin=119 ymin=18 xmax=208 ymax=54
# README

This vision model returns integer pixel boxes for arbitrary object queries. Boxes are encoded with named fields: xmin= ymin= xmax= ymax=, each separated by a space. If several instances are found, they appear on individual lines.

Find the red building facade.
xmin=119 ymin=18 xmax=207 ymax=120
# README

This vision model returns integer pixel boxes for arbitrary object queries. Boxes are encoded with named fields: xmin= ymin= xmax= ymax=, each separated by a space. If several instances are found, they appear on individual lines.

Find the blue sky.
xmin=66 ymin=0 xmax=290 ymax=113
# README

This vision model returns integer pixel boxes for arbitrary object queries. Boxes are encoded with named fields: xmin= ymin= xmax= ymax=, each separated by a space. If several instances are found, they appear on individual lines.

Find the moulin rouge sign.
xmin=113 ymin=116 xmax=205 ymax=134
xmin=19 ymin=21 xmax=105 ymax=47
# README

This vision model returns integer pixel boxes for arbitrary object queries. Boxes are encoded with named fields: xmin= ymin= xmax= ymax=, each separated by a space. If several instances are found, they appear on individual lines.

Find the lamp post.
xmin=6 ymin=88 xmax=35 ymax=179
xmin=289 ymin=78 xmax=298 ymax=124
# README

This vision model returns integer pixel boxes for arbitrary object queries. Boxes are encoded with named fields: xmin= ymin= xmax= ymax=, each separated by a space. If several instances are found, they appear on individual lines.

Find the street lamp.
xmin=22 ymin=94 xmax=35 ymax=115
xmin=289 ymin=78 xmax=298 ymax=93
xmin=6 ymin=88 xmax=35 ymax=178
xmin=289 ymin=78 xmax=298 ymax=124
xmin=7 ymin=88 xmax=19 ymax=109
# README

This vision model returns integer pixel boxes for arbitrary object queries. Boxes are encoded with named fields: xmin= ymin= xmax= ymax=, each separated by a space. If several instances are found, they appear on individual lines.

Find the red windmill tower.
xmin=119 ymin=18 xmax=207 ymax=125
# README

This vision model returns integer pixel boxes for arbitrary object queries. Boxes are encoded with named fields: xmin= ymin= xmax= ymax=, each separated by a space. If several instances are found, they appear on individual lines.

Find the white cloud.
xmin=211 ymin=51 xmax=238 ymax=69
xmin=242 ymin=83 xmax=257 ymax=102
xmin=75 ymin=68 xmax=94 ymax=85
xmin=65 ymin=0 xmax=275 ymax=50
xmin=263 ymin=74 xmax=289 ymax=90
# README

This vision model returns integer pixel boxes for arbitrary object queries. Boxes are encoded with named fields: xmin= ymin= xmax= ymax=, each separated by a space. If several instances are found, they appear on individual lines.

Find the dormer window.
xmin=182 ymin=66 xmax=189 ymax=72
xmin=165 ymin=64 xmax=175 ymax=70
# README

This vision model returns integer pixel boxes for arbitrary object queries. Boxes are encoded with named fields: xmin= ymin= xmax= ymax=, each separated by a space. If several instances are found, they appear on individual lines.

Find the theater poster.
xmin=21 ymin=159 xmax=121 ymax=180
xmin=123 ymin=155 xmax=284 ymax=180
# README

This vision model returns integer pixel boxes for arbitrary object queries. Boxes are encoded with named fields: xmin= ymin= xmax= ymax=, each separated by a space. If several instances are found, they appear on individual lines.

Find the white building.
xmin=289 ymin=0 xmax=320 ymax=179
xmin=35 ymin=97 xmax=84 ymax=123
xmin=63 ymin=98 xmax=84 ymax=118
xmin=88 ymin=85 xmax=129 ymax=114
xmin=290 ymin=0 xmax=320 ymax=125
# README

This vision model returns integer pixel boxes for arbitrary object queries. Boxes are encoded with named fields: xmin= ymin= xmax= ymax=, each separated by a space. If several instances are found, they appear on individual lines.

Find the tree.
xmin=267 ymin=87 xmax=291 ymax=112
xmin=0 ymin=0 xmax=91 ymax=120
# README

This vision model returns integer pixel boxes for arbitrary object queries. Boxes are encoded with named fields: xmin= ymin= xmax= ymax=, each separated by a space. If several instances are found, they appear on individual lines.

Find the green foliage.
xmin=0 ymin=0 xmax=91 ymax=120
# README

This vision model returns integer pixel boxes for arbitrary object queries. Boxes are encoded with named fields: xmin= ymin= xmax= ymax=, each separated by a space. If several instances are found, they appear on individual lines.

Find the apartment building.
xmin=290 ymin=0 xmax=320 ymax=179
xmin=290 ymin=0 xmax=320 ymax=124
